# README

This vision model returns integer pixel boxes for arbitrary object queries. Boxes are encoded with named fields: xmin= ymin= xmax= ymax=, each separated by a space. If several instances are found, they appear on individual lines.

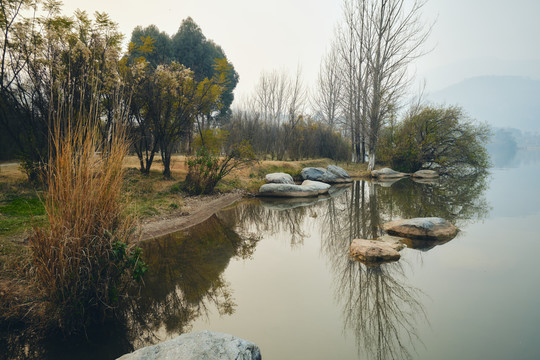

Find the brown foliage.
xmin=28 ymin=120 xmax=144 ymax=332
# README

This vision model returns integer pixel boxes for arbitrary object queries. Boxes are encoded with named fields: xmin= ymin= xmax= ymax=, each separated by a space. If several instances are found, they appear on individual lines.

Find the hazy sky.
xmin=62 ymin=0 xmax=540 ymax=99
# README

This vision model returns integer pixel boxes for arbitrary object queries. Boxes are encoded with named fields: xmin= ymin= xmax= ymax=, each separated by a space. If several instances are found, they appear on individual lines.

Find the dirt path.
xmin=139 ymin=191 xmax=245 ymax=241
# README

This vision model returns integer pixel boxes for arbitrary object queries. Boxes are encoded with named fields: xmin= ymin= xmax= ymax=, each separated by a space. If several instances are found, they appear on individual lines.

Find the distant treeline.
xmin=224 ymin=111 xmax=350 ymax=162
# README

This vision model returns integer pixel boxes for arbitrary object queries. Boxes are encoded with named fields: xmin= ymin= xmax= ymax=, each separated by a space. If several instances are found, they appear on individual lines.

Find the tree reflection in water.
xmin=317 ymin=176 xmax=489 ymax=359
xmin=0 ymin=215 xmax=258 ymax=360
xmin=130 ymin=215 xmax=259 ymax=346
xmin=231 ymin=175 xmax=488 ymax=359
xmin=1 ymin=174 xmax=490 ymax=360
xmin=318 ymin=181 xmax=423 ymax=359
xmin=338 ymin=260 xmax=425 ymax=360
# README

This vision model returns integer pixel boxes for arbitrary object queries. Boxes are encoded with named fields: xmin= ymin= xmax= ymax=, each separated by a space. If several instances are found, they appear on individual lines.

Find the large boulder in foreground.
xmin=265 ymin=172 xmax=294 ymax=184
xmin=117 ymin=330 xmax=262 ymax=360
xmin=383 ymin=217 xmax=458 ymax=241
xmin=301 ymin=165 xmax=352 ymax=183
xmin=350 ymin=239 xmax=402 ymax=264
xmin=371 ymin=167 xmax=409 ymax=179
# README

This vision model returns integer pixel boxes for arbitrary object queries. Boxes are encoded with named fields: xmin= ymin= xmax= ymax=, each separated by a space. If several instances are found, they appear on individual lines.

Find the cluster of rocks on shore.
xmin=258 ymin=165 xmax=352 ymax=198
xmin=371 ymin=167 xmax=439 ymax=180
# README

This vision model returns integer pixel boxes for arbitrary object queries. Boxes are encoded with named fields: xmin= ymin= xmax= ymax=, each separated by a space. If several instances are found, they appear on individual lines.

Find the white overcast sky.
xmin=61 ymin=0 xmax=540 ymax=99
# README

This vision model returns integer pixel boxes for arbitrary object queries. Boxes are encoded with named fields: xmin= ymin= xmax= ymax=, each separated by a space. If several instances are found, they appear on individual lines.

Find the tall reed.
xmin=29 ymin=119 xmax=145 ymax=332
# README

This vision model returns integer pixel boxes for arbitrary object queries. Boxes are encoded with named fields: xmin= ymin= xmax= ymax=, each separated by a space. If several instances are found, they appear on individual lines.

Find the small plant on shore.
xmin=184 ymin=140 xmax=257 ymax=195
xmin=29 ymin=121 xmax=147 ymax=332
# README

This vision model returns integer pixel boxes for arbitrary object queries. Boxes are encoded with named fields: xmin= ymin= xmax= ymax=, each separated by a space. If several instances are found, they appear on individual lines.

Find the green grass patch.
xmin=123 ymin=169 xmax=185 ymax=219
xmin=0 ymin=195 xmax=46 ymax=237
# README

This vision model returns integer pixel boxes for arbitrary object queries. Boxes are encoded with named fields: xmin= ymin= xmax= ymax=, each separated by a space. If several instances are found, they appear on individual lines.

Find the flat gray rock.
xmin=116 ymin=330 xmax=262 ymax=360
xmin=301 ymin=180 xmax=331 ymax=194
xmin=265 ymin=172 xmax=294 ymax=184
xmin=350 ymin=239 xmax=401 ymax=264
xmin=383 ymin=217 xmax=458 ymax=241
xmin=371 ymin=167 xmax=409 ymax=179
xmin=259 ymin=183 xmax=319 ymax=197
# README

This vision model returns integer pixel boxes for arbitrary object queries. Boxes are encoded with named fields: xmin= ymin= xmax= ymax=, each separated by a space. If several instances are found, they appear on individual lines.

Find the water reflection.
xmin=318 ymin=182 xmax=426 ymax=359
xmin=337 ymin=261 xmax=425 ymax=360
xmin=130 ymin=215 xmax=258 ymax=343
xmin=0 ymin=215 xmax=257 ymax=360
xmin=226 ymin=176 xmax=489 ymax=359
xmin=2 ymin=174 xmax=490 ymax=359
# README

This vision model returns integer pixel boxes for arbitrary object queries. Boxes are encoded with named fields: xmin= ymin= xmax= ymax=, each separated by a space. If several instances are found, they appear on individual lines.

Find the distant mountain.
xmin=420 ymin=58 xmax=540 ymax=92
xmin=428 ymin=76 xmax=540 ymax=131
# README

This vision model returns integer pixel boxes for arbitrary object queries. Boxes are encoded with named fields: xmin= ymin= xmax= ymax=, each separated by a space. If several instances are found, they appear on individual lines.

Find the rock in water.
xmin=377 ymin=234 xmax=407 ymax=251
xmin=301 ymin=180 xmax=331 ymax=194
xmin=350 ymin=239 xmax=401 ymax=263
xmin=265 ymin=172 xmax=295 ymax=184
xmin=371 ymin=167 xmax=409 ymax=179
xmin=259 ymin=183 xmax=319 ymax=197
xmin=382 ymin=217 xmax=458 ymax=241
xmin=117 ymin=330 xmax=262 ymax=360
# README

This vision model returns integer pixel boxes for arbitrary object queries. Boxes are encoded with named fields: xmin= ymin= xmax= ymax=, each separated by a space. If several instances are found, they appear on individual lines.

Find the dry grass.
xmin=27 ymin=121 xmax=145 ymax=332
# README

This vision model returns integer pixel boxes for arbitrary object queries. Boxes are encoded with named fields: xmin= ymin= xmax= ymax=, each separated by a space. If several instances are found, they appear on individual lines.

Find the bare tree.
xmin=252 ymin=67 xmax=307 ymax=160
xmin=333 ymin=0 xmax=371 ymax=163
xmin=330 ymin=0 xmax=431 ymax=168
xmin=312 ymin=45 xmax=343 ymax=130
xmin=254 ymin=69 xmax=290 ymax=125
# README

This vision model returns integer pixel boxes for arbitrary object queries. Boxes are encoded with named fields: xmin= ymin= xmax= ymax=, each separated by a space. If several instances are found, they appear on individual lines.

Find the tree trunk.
xmin=368 ymin=152 xmax=376 ymax=172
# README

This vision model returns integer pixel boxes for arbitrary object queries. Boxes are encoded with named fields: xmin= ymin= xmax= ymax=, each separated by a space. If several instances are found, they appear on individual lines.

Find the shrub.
xmin=377 ymin=105 xmax=491 ymax=174
xmin=184 ymin=141 xmax=257 ymax=195
xmin=29 ymin=121 xmax=147 ymax=333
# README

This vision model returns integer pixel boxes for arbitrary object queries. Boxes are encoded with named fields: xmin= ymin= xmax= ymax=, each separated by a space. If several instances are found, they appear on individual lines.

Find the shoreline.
xmin=139 ymin=191 xmax=246 ymax=242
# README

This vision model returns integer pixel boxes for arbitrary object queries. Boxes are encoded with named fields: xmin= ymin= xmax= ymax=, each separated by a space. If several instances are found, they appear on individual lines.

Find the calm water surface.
xmin=3 ymin=150 xmax=540 ymax=359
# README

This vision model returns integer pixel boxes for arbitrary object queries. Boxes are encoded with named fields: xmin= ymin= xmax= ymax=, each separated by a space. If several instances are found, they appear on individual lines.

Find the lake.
xmin=2 ymin=149 xmax=540 ymax=359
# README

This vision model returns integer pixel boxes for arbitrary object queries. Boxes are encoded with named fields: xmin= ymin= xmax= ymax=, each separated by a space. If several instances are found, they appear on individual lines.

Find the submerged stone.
xmin=117 ymin=330 xmax=262 ymax=360
xmin=382 ymin=217 xmax=458 ymax=241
